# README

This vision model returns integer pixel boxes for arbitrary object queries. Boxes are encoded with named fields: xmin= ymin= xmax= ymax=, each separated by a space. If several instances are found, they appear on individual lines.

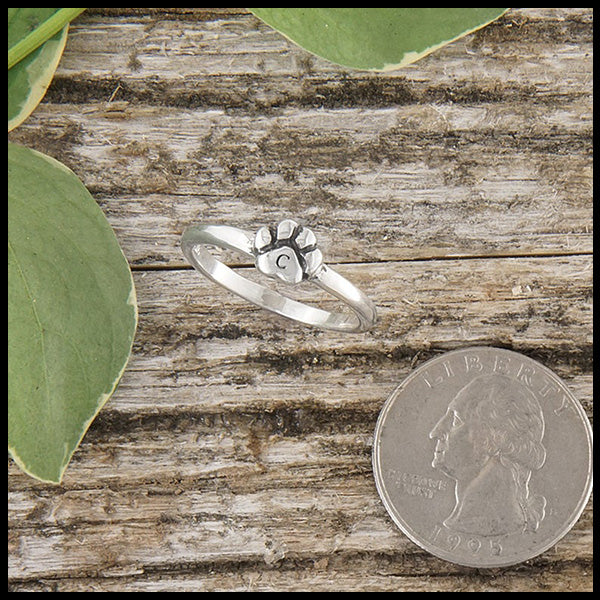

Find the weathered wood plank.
xmin=125 ymin=255 xmax=593 ymax=371
xmin=7 ymin=558 xmax=594 ymax=593
xmin=7 ymin=491 xmax=593 ymax=589
xmin=7 ymin=570 xmax=595 ymax=593
xmin=9 ymin=103 xmax=592 ymax=266
xmin=7 ymin=448 xmax=593 ymax=589
xmin=50 ymin=9 xmax=592 ymax=95
xmin=7 ymin=402 xmax=594 ymax=581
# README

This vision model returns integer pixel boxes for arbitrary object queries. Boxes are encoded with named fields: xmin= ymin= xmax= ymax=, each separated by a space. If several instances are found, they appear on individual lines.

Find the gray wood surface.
xmin=8 ymin=8 xmax=593 ymax=592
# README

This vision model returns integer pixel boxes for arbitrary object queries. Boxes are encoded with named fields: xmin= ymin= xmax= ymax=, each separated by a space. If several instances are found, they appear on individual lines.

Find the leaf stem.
xmin=7 ymin=8 xmax=86 ymax=70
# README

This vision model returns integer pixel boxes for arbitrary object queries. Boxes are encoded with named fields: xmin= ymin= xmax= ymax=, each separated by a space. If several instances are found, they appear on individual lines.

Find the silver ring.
xmin=181 ymin=219 xmax=377 ymax=333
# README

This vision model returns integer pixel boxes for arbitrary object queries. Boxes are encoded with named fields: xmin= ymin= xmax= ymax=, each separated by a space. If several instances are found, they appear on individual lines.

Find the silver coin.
xmin=372 ymin=347 xmax=593 ymax=568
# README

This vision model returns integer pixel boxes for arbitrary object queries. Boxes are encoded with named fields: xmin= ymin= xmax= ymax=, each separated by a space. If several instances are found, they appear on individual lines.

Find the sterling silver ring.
xmin=181 ymin=219 xmax=377 ymax=332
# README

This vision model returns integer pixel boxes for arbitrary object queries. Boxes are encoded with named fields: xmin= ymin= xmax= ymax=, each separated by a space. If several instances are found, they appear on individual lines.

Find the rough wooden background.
xmin=7 ymin=8 xmax=593 ymax=592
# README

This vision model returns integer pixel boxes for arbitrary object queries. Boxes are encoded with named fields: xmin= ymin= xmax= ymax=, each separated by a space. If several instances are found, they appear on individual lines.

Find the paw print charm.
xmin=253 ymin=219 xmax=323 ymax=284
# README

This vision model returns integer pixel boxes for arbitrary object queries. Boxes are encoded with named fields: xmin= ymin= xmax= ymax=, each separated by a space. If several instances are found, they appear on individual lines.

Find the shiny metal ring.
xmin=181 ymin=219 xmax=377 ymax=333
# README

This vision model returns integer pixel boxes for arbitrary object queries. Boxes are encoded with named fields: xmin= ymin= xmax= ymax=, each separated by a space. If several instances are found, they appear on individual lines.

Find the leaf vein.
xmin=8 ymin=239 xmax=52 ymax=413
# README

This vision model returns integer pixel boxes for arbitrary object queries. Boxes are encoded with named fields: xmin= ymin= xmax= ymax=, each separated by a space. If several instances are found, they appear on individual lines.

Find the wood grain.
xmin=8 ymin=8 xmax=592 ymax=592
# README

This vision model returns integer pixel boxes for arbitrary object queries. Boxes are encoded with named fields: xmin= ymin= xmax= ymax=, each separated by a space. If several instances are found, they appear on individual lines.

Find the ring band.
xmin=181 ymin=219 xmax=377 ymax=332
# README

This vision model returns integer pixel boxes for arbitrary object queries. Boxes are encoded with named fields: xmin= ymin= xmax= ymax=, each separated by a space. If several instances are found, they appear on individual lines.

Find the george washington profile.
xmin=429 ymin=374 xmax=547 ymax=537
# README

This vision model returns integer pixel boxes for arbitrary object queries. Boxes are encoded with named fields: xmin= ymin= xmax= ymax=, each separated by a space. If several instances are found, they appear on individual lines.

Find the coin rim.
xmin=372 ymin=346 xmax=593 ymax=568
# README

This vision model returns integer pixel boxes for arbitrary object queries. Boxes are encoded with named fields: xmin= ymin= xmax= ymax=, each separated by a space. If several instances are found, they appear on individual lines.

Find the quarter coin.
xmin=372 ymin=347 xmax=593 ymax=567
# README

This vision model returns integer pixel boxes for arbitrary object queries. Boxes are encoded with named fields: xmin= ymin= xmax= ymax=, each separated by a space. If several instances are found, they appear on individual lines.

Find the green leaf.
xmin=8 ymin=8 xmax=86 ymax=69
xmin=8 ymin=27 xmax=68 ymax=132
xmin=248 ymin=8 xmax=509 ymax=71
xmin=8 ymin=143 xmax=137 ymax=483
xmin=8 ymin=9 xmax=61 ymax=52
xmin=8 ymin=8 xmax=86 ymax=132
